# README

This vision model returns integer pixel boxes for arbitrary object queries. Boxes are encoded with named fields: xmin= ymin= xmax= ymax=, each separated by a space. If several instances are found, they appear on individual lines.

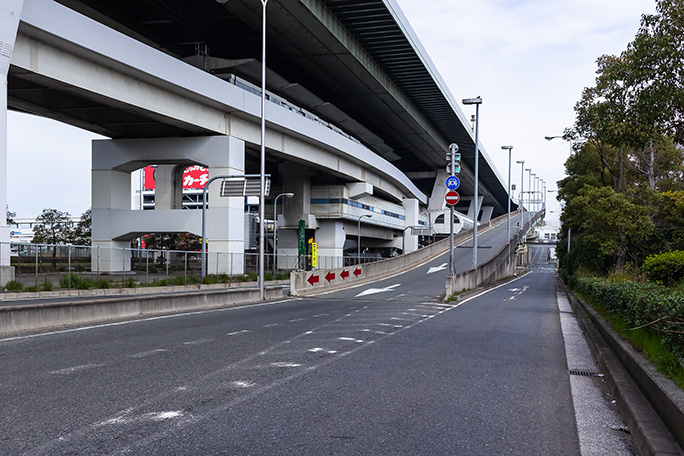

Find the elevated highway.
xmin=1 ymin=0 xmax=515 ymax=279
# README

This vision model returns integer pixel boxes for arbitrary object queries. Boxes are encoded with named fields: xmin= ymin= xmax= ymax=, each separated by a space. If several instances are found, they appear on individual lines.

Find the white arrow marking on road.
xmin=355 ymin=284 xmax=401 ymax=297
xmin=427 ymin=263 xmax=448 ymax=274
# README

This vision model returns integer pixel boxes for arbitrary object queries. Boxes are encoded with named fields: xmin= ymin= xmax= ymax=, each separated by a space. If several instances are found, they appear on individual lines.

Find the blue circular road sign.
xmin=446 ymin=176 xmax=460 ymax=190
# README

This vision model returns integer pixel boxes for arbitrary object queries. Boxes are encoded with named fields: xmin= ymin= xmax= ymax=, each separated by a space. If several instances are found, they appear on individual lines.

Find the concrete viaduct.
xmin=1 ymin=0 xmax=514 ymax=279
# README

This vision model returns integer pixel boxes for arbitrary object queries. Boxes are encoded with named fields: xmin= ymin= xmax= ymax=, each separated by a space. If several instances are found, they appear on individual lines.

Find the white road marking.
xmin=262 ymin=323 xmax=279 ymax=328
xmin=49 ymin=363 xmax=105 ymax=375
xmin=99 ymin=411 xmax=183 ymax=426
xmin=227 ymin=330 xmax=252 ymax=336
xmin=312 ymin=313 xmax=329 ymax=317
xmin=183 ymin=338 xmax=213 ymax=345
xmin=427 ymin=263 xmax=448 ymax=274
xmin=355 ymin=284 xmax=401 ymax=297
xmin=130 ymin=349 xmax=168 ymax=358
xmin=338 ymin=337 xmax=364 ymax=343
xmin=289 ymin=318 xmax=304 ymax=322
xmin=270 ymin=362 xmax=302 ymax=368
xmin=229 ymin=381 xmax=255 ymax=388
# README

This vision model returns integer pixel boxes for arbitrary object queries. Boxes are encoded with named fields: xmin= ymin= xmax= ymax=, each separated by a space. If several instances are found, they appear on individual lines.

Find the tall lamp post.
xmin=529 ymin=172 xmax=535 ymax=214
xmin=501 ymin=146 xmax=513 ymax=241
xmin=525 ymin=168 xmax=532 ymax=234
xmin=516 ymin=160 xmax=525 ymax=234
xmin=462 ymin=97 xmax=482 ymax=269
xmin=217 ymin=0 xmax=270 ymax=299
xmin=272 ymin=192 xmax=294 ymax=276
xmin=357 ymin=214 xmax=372 ymax=263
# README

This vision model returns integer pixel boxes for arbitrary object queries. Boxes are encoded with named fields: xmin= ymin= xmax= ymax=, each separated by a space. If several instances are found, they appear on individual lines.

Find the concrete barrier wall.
xmin=0 ymin=286 xmax=285 ymax=337
xmin=291 ymin=212 xmax=516 ymax=296
xmin=445 ymin=211 xmax=543 ymax=298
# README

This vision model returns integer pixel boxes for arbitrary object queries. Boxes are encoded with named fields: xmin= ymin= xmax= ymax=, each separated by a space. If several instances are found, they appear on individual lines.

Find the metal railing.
xmin=1 ymin=241 xmax=385 ymax=290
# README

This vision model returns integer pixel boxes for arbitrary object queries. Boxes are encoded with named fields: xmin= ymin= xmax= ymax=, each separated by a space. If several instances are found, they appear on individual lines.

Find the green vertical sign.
xmin=298 ymin=220 xmax=306 ymax=255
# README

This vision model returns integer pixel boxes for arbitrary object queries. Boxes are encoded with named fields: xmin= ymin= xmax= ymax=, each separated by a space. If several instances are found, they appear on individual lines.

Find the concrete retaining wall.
xmin=290 ymin=213 xmax=514 ymax=296
xmin=0 ymin=286 xmax=285 ymax=337
xmin=445 ymin=243 xmax=516 ymax=297
xmin=561 ymin=280 xmax=684 ymax=456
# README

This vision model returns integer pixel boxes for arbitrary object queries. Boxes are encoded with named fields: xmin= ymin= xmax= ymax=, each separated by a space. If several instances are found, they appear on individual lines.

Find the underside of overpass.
xmin=7 ymin=0 xmax=511 ymax=213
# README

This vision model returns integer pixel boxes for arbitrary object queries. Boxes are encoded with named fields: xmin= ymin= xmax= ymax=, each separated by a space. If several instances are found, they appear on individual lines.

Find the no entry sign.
xmin=445 ymin=190 xmax=460 ymax=206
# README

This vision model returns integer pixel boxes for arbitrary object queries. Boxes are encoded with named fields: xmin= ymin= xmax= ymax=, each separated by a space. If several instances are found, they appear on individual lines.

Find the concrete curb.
xmin=559 ymin=277 xmax=684 ymax=456
xmin=0 ymin=285 xmax=286 ymax=338
xmin=0 ymin=280 xmax=290 ymax=301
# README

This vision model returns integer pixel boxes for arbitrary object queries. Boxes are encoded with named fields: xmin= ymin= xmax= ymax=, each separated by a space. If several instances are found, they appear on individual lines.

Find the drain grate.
xmin=568 ymin=370 xmax=604 ymax=378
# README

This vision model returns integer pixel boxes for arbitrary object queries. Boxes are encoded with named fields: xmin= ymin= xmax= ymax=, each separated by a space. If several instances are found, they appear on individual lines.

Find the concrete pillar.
xmin=91 ymin=165 xmax=133 ymax=271
xmin=91 ymin=136 xmax=245 ymax=274
xmin=0 ymin=0 xmax=24 ymax=284
xmin=480 ymin=206 xmax=494 ymax=224
xmin=402 ymin=198 xmax=419 ymax=252
xmin=277 ymin=230 xmax=300 ymax=271
xmin=467 ymin=196 xmax=484 ymax=222
xmin=281 ymin=162 xmax=316 ymax=230
xmin=315 ymin=220 xmax=346 ymax=269
xmin=154 ymin=164 xmax=183 ymax=210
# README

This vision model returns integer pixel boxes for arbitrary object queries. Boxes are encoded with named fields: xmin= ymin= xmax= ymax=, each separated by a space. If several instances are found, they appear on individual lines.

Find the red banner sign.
xmin=144 ymin=165 xmax=209 ymax=190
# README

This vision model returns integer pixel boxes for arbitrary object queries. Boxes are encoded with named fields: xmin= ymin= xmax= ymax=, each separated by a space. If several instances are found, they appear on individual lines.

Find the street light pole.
xmin=525 ymin=168 xmax=532 ymax=233
xmin=462 ymin=97 xmax=482 ymax=269
xmin=258 ymin=0 xmax=269 ymax=300
xmin=272 ymin=192 xmax=294 ymax=276
xmin=216 ymin=0 xmax=270 ymax=302
xmin=357 ymin=214 xmax=372 ymax=263
xmin=501 ymin=146 xmax=513 ymax=241
xmin=516 ymin=160 xmax=524 ymax=235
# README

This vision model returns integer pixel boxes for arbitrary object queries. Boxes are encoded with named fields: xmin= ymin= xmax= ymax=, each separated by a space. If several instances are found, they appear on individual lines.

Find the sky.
xmin=6 ymin=0 xmax=658 ymax=226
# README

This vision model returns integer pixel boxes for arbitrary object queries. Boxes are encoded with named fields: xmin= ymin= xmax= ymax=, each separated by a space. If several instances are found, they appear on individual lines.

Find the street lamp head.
xmin=216 ymin=0 xmax=228 ymax=3
xmin=283 ymin=192 xmax=294 ymax=198
xmin=544 ymin=136 xmax=559 ymax=141
xmin=501 ymin=145 xmax=513 ymax=150
xmin=462 ymin=97 xmax=483 ymax=105
xmin=516 ymin=160 xmax=524 ymax=164
xmin=525 ymin=168 xmax=531 ymax=172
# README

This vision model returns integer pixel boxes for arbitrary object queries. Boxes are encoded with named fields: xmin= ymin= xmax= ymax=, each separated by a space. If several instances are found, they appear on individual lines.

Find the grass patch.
xmin=578 ymin=291 xmax=684 ymax=390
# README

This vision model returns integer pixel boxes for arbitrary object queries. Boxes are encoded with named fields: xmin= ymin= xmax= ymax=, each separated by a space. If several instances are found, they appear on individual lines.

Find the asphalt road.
xmin=1 ymin=230 xmax=633 ymax=455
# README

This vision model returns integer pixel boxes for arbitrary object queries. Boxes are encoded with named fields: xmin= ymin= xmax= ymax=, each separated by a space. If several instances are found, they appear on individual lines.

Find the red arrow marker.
xmin=307 ymin=274 xmax=319 ymax=286
xmin=340 ymin=269 xmax=350 ymax=280
xmin=325 ymin=271 xmax=335 ymax=282
xmin=353 ymin=268 xmax=362 ymax=277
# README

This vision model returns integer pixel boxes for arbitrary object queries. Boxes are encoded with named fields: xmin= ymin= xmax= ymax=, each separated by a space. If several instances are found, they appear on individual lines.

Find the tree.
xmin=32 ymin=209 xmax=74 ymax=245
xmin=558 ymin=186 xmax=656 ymax=275
xmin=72 ymin=209 xmax=92 ymax=246
xmin=32 ymin=209 xmax=75 ymax=267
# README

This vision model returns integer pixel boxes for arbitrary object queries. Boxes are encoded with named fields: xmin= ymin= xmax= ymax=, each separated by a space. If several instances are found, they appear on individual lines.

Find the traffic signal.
xmin=446 ymin=143 xmax=460 ymax=175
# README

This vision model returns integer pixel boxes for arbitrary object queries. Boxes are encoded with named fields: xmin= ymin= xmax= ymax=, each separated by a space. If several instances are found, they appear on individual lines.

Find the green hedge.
xmin=571 ymin=277 xmax=684 ymax=359
xmin=642 ymin=250 xmax=684 ymax=286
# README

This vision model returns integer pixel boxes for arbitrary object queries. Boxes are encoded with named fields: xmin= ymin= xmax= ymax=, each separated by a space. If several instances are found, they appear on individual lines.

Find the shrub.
xmin=124 ymin=277 xmax=137 ymax=288
xmin=59 ymin=273 xmax=93 ymax=289
xmin=203 ymin=274 xmax=219 ymax=285
xmin=642 ymin=250 xmax=684 ymax=286
xmin=169 ymin=276 xmax=186 ymax=286
xmin=96 ymin=279 xmax=111 ymax=289
xmin=41 ymin=279 xmax=54 ymax=291
xmin=25 ymin=286 xmax=38 ymax=292
xmin=4 ymin=280 xmax=23 ymax=292
xmin=573 ymin=277 xmax=684 ymax=360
